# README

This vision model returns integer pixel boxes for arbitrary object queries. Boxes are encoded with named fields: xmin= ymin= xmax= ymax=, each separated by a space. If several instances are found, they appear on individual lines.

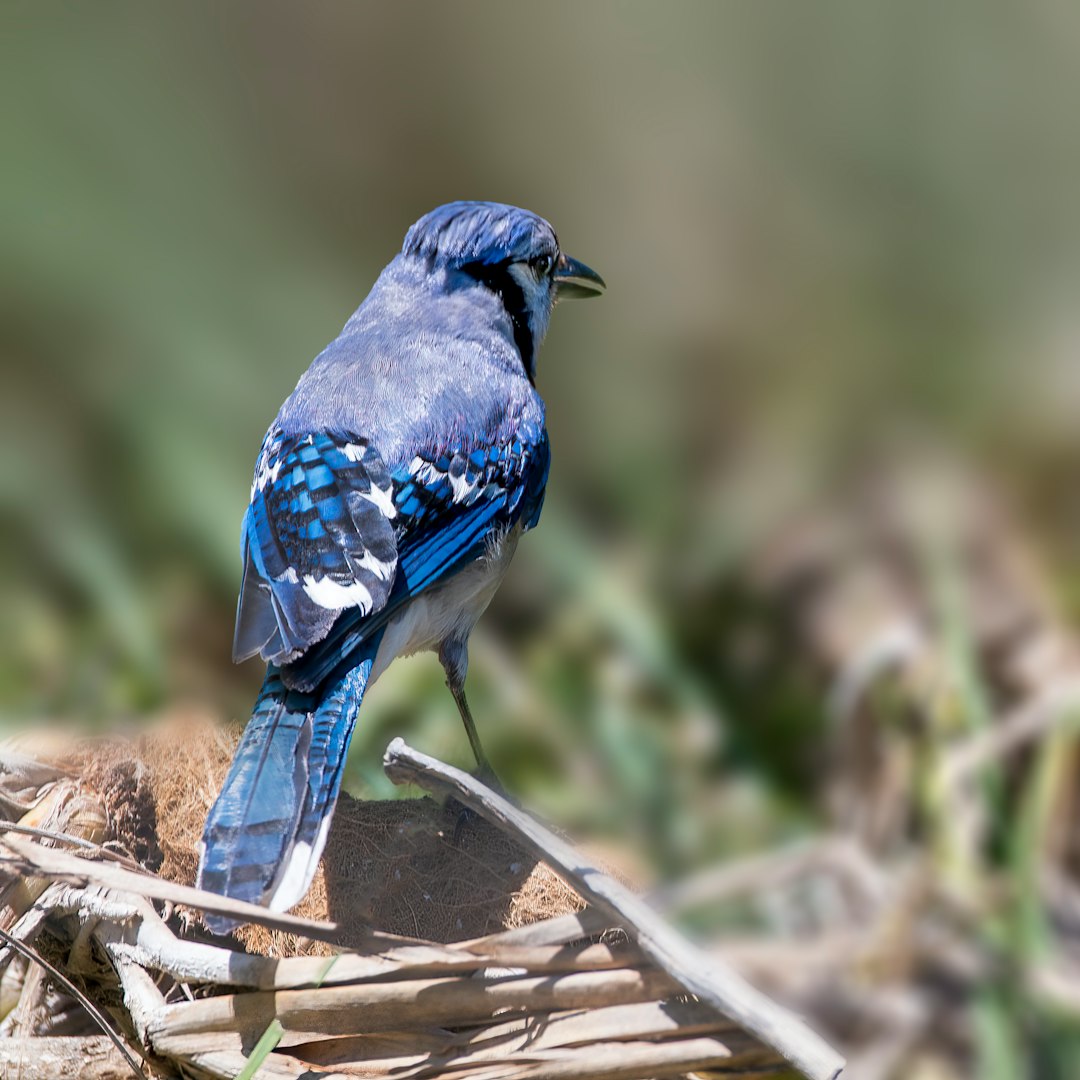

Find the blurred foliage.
xmin=4 ymin=4 xmax=1080 ymax=1073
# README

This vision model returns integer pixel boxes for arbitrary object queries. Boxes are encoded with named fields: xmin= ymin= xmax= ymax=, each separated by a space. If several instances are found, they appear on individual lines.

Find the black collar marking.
xmin=462 ymin=260 xmax=534 ymax=382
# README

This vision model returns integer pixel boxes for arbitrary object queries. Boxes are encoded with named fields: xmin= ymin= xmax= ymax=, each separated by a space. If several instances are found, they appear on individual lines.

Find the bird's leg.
xmin=438 ymin=639 xmax=497 ymax=784
xmin=450 ymin=681 xmax=495 ymax=778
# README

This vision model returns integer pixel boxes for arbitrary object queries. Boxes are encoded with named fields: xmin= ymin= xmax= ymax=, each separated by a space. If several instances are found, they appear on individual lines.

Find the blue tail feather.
xmin=196 ymin=634 xmax=381 ymax=933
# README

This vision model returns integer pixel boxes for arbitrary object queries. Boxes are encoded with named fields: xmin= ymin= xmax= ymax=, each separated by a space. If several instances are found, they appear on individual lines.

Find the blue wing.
xmin=281 ymin=429 xmax=550 ymax=692
xmin=233 ymin=431 xmax=399 ymax=665
xmin=394 ymin=434 xmax=550 ymax=589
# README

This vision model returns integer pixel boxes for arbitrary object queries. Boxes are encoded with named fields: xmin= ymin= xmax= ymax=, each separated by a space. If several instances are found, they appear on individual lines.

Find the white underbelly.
xmin=370 ymin=524 xmax=521 ymax=683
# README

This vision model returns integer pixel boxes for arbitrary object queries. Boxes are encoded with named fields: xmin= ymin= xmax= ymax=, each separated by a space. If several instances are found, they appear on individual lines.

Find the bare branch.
xmin=383 ymin=737 xmax=845 ymax=1080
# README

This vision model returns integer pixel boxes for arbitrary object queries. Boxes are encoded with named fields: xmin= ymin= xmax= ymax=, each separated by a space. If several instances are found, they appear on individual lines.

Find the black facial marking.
xmin=463 ymin=260 xmax=535 ymax=381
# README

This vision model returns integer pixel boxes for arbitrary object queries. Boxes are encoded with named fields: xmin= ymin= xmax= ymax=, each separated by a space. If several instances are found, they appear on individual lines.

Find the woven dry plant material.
xmin=71 ymin=711 xmax=592 ymax=954
xmin=0 ymin=719 xmax=798 ymax=1079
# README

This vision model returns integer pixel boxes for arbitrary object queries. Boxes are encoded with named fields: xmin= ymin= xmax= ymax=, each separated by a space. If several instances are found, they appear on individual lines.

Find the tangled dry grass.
xmin=73 ymin=714 xmax=589 ymax=955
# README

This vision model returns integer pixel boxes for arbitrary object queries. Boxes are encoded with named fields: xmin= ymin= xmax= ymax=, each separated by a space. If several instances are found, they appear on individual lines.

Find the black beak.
xmin=554 ymin=253 xmax=606 ymax=299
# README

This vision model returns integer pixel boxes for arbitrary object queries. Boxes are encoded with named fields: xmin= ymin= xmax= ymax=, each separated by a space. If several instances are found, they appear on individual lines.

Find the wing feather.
xmin=280 ymin=431 xmax=549 ymax=692
xmin=233 ymin=432 xmax=399 ymax=665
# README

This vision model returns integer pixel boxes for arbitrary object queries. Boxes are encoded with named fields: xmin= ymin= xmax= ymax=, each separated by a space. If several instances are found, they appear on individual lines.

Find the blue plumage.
xmin=197 ymin=202 xmax=603 ymax=923
xmin=234 ymin=432 xmax=397 ymax=666
xmin=403 ymin=201 xmax=561 ymax=268
xmin=198 ymin=634 xmax=380 ymax=928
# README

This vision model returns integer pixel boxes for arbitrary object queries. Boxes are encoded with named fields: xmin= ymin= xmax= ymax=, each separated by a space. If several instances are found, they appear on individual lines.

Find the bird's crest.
xmin=402 ymin=201 xmax=558 ymax=268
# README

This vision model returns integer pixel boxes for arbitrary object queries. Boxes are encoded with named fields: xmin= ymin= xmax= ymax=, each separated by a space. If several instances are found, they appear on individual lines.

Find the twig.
xmin=372 ymin=1034 xmax=775 ymax=1080
xmin=457 ymin=997 xmax=742 ymax=1055
xmin=0 ymin=881 xmax=65 ymax=971
xmin=384 ymin=737 xmax=846 ymax=1080
xmin=0 ymin=820 xmax=145 ymax=871
xmin=462 ymin=906 xmax=612 ymax=952
xmin=0 ymin=832 xmax=362 ymax=945
xmin=108 ymin=951 xmax=168 ymax=1050
xmin=0 ymin=924 xmax=147 ymax=1080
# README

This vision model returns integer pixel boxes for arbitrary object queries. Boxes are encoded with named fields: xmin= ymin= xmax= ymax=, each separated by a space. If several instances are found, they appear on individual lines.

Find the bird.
xmin=196 ymin=201 xmax=605 ymax=930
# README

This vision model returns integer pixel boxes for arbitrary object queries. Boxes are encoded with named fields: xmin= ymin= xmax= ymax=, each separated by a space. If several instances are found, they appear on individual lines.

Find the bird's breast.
xmin=370 ymin=524 xmax=523 ymax=683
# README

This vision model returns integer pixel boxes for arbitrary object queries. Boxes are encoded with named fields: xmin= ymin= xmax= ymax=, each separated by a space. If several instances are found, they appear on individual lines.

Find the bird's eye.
xmin=531 ymin=254 xmax=554 ymax=277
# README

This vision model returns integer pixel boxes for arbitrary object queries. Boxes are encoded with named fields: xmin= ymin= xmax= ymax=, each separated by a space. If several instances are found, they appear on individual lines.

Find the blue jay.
xmin=196 ymin=202 xmax=604 ymax=929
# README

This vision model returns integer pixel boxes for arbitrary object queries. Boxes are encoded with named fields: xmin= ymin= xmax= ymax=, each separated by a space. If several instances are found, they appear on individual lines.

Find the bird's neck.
xmin=383 ymin=257 xmax=544 ymax=377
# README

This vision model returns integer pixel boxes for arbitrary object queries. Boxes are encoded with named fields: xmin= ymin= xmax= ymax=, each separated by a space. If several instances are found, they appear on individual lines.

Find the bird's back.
xmin=275 ymin=258 xmax=547 ymax=471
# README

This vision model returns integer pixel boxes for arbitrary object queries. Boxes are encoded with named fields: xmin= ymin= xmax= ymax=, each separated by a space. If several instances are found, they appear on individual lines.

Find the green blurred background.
xmin=5 ymin=5 xmax=1080 ymax=1074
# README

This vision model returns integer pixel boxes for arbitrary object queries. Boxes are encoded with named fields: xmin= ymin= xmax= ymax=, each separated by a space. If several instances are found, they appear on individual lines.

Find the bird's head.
xmin=402 ymin=201 xmax=605 ymax=382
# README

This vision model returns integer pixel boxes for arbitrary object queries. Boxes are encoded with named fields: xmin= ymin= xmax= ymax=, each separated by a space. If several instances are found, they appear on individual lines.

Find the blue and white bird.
xmin=196 ymin=201 xmax=604 ymax=928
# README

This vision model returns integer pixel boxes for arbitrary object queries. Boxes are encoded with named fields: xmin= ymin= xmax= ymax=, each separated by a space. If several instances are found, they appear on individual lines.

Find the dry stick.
xmin=463 ymin=906 xmax=612 ymax=952
xmin=108 ymin=949 xmax=170 ymax=1051
xmin=147 ymin=967 xmax=674 ymax=1056
xmin=379 ymin=1035 xmax=777 ymax=1080
xmin=90 ymin=885 xmax=462 ymax=990
xmin=0 ymin=833 xmax=411 ymax=948
xmin=0 ymin=881 xmax=65 ymax=971
xmin=383 ymin=737 xmax=846 ymax=1080
xmin=0 ymin=819 xmax=106 ymax=852
xmin=273 ymin=1000 xmax=745 ymax=1071
xmin=457 ymin=997 xmax=744 ymax=1056
xmin=0 ymin=820 xmax=147 ymax=872
xmin=0 ymin=924 xmax=147 ymax=1080
xmin=0 ymin=833 xmax=339 ymax=941
xmin=50 ymin=880 xmax=507 ymax=990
